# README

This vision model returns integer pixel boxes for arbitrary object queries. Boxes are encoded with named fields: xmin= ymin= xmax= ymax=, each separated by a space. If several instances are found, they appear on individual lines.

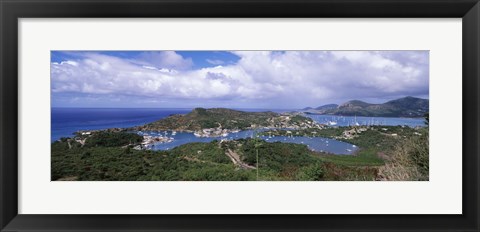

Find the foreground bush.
xmin=377 ymin=129 xmax=429 ymax=181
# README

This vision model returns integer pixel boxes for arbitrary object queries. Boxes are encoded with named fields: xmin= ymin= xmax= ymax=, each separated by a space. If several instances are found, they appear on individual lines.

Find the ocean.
xmin=51 ymin=108 xmax=191 ymax=142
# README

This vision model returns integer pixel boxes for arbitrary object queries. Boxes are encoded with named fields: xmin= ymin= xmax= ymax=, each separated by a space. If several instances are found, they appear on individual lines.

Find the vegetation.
xmin=84 ymin=131 xmax=143 ymax=147
xmin=133 ymin=108 xmax=315 ymax=131
xmin=52 ymin=139 xmax=254 ymax=181
xmin=257 ymin=124 xmax=429 ymax=180
xmin=296 ymin=161 xmax=325 ymax=180
xmin=377 ymin=129 xmax=429 ymax=181
xmin=52 ymin=109 xmax=429 ymax=181
xmin=52 ymin=133 xmax=379 ymax=181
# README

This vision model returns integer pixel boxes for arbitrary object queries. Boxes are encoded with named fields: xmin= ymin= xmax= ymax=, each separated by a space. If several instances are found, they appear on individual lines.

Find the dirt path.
xmin=78 ymin=139 xmax=86 ymax=147
xmin=225 ymin=149 xmax=256 ymax=169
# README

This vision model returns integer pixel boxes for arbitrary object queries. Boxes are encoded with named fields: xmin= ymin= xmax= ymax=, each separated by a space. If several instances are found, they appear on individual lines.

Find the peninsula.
xmin=132 ymin=108 xmax=321 ymax=137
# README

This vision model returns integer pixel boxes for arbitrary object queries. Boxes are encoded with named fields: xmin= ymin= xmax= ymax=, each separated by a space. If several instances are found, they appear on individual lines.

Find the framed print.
xmin=1 ymin=0 xmax=479 ymax=231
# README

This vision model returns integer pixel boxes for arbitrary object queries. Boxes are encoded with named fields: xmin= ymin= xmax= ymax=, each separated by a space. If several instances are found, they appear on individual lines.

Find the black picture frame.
xmin=1 ymin=0 xmax=479 ymax=231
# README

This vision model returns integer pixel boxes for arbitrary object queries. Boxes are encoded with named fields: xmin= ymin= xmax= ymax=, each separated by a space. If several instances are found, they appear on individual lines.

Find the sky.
xmin=51 ymin=51 xmax=429 ymax=109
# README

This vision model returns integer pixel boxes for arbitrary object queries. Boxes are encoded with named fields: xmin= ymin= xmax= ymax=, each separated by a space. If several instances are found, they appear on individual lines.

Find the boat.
xmin=327 ymin=121 xmax=337 ymax=126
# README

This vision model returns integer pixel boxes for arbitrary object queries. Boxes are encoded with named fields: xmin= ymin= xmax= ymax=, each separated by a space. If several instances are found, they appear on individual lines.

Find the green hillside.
xmin=134 ymin=108 xmax=315 ymax=131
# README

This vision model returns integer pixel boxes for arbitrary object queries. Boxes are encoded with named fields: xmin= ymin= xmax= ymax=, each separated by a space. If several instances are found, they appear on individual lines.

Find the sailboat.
xmin=354 ymin=115 xmax=360 ymax=126
xmin=327 ymin=121 xmax=337 ymax=126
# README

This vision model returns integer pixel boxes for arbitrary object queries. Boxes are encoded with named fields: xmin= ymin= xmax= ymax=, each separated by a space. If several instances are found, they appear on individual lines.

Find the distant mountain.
xmin=301 ymin=96 xmax=428 ymax=117
xmin=315 ymin=104 xmax=339 ymax=111
xmin=339 ymin=100 xmax=372 ymax=108
xmin=384 ymin=96 xmax=428 ymax=110
xmin=301 ymin=104 xmax=338 ymax=114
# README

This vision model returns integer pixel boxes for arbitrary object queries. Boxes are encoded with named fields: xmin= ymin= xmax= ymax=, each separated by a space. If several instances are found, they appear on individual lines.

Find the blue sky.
xmin=51 ymin=51 xmax=429 ymax=109
xmin=52 ymin=51 xmax=240 ymax=70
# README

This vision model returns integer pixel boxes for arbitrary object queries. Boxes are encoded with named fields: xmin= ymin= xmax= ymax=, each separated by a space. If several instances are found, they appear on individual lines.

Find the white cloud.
xmin=134 ymin=51 xmax=193 ymax=70
xmin=51 ymin=51 xmax=429 ymax=108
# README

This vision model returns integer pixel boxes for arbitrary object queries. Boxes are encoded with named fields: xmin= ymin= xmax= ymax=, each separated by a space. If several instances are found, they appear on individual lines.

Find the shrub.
xmin=84 ymin=131 xmax=143 ymax=147
xmin=377 ymin=129 xmax=429 ymax=181
xmin=296 ymin=161 xmax=325 ymax=181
